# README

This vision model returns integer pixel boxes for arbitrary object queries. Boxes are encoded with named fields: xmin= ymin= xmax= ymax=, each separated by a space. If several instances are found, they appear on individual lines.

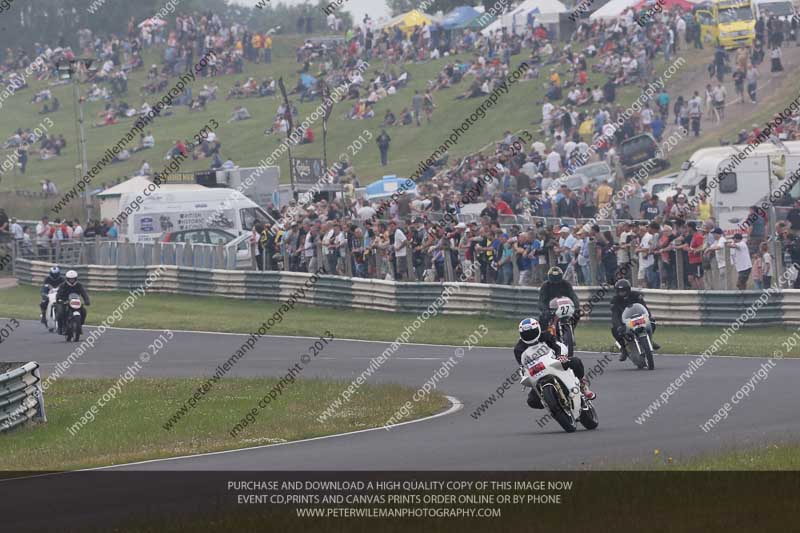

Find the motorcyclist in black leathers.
xmin=610 ymin=279 xmax=660 ymax=361
xmin=40 ymin=266 xmax=64 ymax=324
xmin=538 ymin=266 xmax=581 ymax=326
xmin=513 ymin=317 xmax=595 ymax=405
xmin=57 ymin=270 xmax=90 ymax=329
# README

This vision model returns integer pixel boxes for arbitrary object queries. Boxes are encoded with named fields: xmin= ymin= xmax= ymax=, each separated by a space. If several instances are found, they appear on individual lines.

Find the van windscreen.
xmin=241 ymin=208 xmax=270 ymax=230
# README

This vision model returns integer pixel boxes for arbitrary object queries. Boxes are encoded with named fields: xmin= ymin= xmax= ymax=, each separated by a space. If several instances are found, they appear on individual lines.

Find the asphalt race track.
xmin=4 ymin=319 xmax=800 ymax=470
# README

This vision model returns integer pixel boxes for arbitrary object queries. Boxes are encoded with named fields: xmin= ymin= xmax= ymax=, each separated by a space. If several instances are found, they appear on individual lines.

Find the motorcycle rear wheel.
xmin=542 ymin=385 xmax=577 ymax=433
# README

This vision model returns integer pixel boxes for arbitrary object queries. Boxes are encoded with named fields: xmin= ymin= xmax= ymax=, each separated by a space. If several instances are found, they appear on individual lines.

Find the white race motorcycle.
xmin=520 ymin=341 xmax=598 ymax=433
xmin=44 ymin=287 xmax=59 ymax=333
xmin=618 ymin=303 xmax=655 ymax=370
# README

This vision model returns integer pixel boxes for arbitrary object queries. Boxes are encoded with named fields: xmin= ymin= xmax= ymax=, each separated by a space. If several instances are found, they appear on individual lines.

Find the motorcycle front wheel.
xmin=643 ymin=343 xmax=655 ymax=371
xmin=579 ymin=401 xmax=599 ymax=430
xmin=627 ymin=340 xmax=646 ymax=369
xmin=542 ymin=385 xmax=577 ymax=433
xmin=66 ymin=318 xmax=79 ymax=342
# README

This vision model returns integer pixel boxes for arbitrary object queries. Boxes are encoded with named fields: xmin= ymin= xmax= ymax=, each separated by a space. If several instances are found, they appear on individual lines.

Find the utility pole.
xmin=322 ymin=82 xmax=331 ymax=173
xmin=58 ymin=58 xmax=95 ymax=221
xmin=277 ymin=77 xmax=297 ymax=201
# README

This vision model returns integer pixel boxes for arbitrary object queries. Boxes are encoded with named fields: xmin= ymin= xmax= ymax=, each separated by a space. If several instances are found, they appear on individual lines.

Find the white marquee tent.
xmin=589 ymin=0 xmax=641 ymax=20
xmin=480 ymin=0 xmax=567 ymax=35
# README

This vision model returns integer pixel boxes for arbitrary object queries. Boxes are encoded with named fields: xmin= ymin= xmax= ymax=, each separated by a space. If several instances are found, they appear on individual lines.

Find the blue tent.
xmin=365 ymin=175 xmax=417 ymax=200
xmin=440 ymin=6 xmax=482 ymax=30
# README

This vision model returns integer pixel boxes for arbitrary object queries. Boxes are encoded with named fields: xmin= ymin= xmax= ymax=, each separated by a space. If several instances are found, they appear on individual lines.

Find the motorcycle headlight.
xmin=69 ymin=299 xmax=82 ymax=310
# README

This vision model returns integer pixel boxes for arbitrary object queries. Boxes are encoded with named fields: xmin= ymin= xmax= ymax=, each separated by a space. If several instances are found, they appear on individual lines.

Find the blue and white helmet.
xmin=49 ymin=266 xmax=61 ymax=276
xmin=518 ymin=318 xmax=541 ymax=345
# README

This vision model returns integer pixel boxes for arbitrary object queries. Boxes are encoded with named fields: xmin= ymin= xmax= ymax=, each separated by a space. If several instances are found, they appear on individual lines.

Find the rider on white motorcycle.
xmin=611 ymin=279 xmax=660 ymax=361
xmin=56 ymin=270 xmax=90 ymax=328
xmin=40 ymin=266 xmax=64 ymax=324
xmin=514 ymin=318 xmax=595 ymax=403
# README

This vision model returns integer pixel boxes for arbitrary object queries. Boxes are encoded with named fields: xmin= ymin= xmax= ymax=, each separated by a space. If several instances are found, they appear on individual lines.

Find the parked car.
xmin=620 ymin=134 xmax=669 ymax=178
xmin=572 ymin=161 xmax=614 ymax=185
xmin=162 ymin=228 xmax=239 ymax=244
xmin=541 ymin=175 xmax=588 ymax=198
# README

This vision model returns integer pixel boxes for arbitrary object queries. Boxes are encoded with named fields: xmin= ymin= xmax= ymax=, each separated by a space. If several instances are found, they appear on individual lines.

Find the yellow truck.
xmin=694 ymin=0 xmax=756 ymax=49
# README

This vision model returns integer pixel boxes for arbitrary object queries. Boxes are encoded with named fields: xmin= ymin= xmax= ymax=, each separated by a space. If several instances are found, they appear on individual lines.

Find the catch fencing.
xmin=10 ymin=237 xmax=239 ymax=271
xmin=0 ymin=361 xmax=47 ymax=433
xmin=13 ymin=258 xmax=798 ymax=326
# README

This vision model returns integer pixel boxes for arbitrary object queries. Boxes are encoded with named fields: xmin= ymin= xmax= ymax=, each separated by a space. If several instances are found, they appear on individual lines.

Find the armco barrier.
xmin=0 ymin=362 xmax=47 ymax=433
xmin=12 ymin=258 xmax=800 ymax=325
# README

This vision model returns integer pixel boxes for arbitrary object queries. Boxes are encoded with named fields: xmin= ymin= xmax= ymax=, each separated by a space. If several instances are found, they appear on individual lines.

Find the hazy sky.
xmin=229 ymin=0 xmax=392 ymax=25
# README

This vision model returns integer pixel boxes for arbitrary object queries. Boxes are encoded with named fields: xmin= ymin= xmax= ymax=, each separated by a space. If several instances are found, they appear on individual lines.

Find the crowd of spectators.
xmin=241 ymin=5 xmax=800 ymax=291
xmin=2 ymin=214 xmax=120 ymax=260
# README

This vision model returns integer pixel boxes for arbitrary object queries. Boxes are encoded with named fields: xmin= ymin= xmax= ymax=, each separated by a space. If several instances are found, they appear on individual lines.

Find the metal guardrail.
xmin=12 ymin=259 xmax=796 ymax=326
xmin=0 ymin=362 xmax=47 ymax=433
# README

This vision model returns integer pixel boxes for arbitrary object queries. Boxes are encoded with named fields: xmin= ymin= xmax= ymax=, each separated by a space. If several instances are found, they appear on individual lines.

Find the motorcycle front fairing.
xmin=520 ymin=350 xmax=582 ymax=418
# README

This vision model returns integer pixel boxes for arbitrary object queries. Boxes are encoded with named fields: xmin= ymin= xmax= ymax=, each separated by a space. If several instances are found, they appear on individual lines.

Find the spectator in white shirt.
xmin=35 ymin=216 xmax=51 ymax=256
xmin=727 ymin=233 xmax=752 ymax=290
xmin=72 ymin=220 xmax=84 ymax=240
xmin=303 ymin=222 xmax=319 ymax=273
xmin=636 ymin=222 xmax=659 ymax=288
xmin=10 ymin=218 xmax=24 ymax=240
xmin=705 ymin=228 xmax=727 ymax=289
xmin=545 ymin=149 xmax=562 ymax=178
xmin=142 ymin=132 xmax=155 ymax=148
xmin=390 ymin=220 xmax=408 ymax=280
xmin=321 ymin=222 xmax=337 ymax=274
xmin=542 ymin=101 xmax=554 ymax=131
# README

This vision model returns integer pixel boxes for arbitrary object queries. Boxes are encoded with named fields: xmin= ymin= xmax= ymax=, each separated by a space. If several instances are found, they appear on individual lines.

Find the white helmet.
xmin=65 ymin=270 xmax=78 ymax=285
xmin=518 ymin=318 xmax=542 ymax=345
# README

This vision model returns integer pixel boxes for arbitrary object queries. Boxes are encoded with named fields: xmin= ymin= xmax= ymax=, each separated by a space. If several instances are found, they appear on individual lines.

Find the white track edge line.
xmin=5 ymin=319 xmax=797 ymax=360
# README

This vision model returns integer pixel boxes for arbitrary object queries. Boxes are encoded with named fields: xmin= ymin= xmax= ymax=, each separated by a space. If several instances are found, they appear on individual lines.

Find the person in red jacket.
xmin=301 ymin=127 xmax=314 ymax=144
xmin=686 ymin=221 xmax=706 ymax=289
xmin=494 ymin=195 xmax=514 ymax=215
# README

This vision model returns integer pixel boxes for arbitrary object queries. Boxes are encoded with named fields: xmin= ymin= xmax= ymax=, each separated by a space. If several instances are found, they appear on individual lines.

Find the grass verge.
xmin=647 ymin=442 xmax=800 ymax=470
xmin=1 ymin=284 xmax=797 ymax=357
xmin=0 ymin=377 xmax=447 ymax=471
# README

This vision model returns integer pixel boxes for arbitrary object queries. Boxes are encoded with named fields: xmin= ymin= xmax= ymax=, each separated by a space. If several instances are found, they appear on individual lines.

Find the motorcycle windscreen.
xmin=621 ymin=303 xmax=648 ymax=321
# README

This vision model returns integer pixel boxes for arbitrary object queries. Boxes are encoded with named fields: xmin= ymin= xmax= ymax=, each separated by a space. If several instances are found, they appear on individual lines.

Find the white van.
xmin=115 ymin=187 xmax=273 ymax=243
xmin=753 ymin=0 xmax=796 ymax=20
xmin=643 ymin=173 xmax=679 ymax=202
xmin=675 ymin=142 xmax=800 ymax=232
